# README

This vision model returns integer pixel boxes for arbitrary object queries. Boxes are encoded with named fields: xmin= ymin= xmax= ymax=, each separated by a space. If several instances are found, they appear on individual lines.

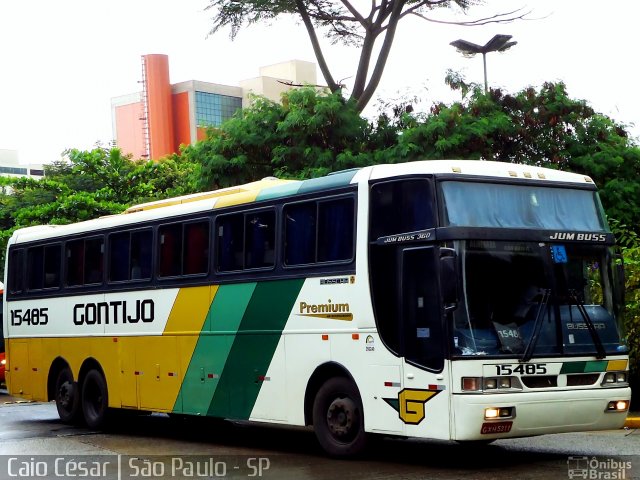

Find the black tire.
xmin=81 ymin=369 xmax=109 ymax=429
xmin=312 ymin=377 xmax=367 ymax=457
xmin=54 ymin=367 xmax=81 ymax=424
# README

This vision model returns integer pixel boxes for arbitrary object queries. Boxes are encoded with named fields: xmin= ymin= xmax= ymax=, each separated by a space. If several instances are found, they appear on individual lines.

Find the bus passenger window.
xmin=217 ymin=214 xmax=244 ymax=272
xmin=109 ymin=232 xmax=130 ymax=282
xmin=284 ymin=203 xmax=316 ymax=265
xmin=131 ymin=230 xmax=152 ymax=280
xmin=8 ymin=249 xmax=24 ymax=294
xmin=66 ymin=238 xmax=103 ymax=286
xmin=245 ymin=211 xmax=275 ymax=269
xmin=159 ymin=224 xmax=183 ymax=277
xmin=184 ymin=221 xmax=209 ymax=275
xmin=27 ymin=246 xmax=45 ymax=290
xmin=66 ymin=240 xmax=85 ymax=287
xmin=318 ymin=198 xmax=354 ymax=262
xmin=43 ymin=245 xmax=61 ymax=288
xmin=84 ymin=238 xmax=104 ymax=284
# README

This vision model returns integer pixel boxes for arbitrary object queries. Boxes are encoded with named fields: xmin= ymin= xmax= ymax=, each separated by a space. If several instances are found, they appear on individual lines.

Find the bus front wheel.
xmin=54 ymin=367 xmax=80 ymax=424
xmin=312 ymin=377 xmax=367 ymax=457
xmin=81 ymin=369 xmax=109 ymax=429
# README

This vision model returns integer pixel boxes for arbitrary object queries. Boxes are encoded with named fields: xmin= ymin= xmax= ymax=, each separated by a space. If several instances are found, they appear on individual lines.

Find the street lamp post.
xmin=450 ymin=34 xmax=517 ymax=93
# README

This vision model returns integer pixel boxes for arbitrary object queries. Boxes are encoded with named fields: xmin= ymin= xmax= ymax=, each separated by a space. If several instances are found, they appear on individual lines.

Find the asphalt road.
xmin=1 ymin=389 xmax=639 ymax=480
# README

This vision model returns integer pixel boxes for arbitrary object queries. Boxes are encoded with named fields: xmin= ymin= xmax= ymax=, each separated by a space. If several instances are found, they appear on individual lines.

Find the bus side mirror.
xmin=440 ymin=249 xmax=458 ymax=308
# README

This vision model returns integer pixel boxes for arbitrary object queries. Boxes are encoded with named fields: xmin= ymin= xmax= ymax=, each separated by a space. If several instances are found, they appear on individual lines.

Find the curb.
xmin=625 ymin=416 xmax=640 ymax=429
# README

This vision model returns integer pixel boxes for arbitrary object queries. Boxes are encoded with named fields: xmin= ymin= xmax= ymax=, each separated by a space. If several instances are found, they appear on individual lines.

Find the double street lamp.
xmin=450 ymin=34 xmax=517 ymax=93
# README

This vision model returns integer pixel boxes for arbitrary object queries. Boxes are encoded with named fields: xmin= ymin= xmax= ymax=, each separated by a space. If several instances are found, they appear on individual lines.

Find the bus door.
xmin=398 ymin=246 xmax=451 ymax=437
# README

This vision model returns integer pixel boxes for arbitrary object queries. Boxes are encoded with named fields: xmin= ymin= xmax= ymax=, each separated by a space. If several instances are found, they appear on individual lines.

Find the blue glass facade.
xmin=195 ymin=91 xmax=242 ymax=127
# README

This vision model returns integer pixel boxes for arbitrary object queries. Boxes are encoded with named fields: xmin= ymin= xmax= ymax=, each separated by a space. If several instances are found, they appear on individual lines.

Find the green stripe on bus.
xmin=560 ymin=361 xmax=609 ymax=374
xmin=175 ymin=283 xmax=257 ymax=415
xmin=584 ymin=361 xmax=608 ymax=373
xmin=207 ymin=278 xmax=304 ymax=419
xmin=560 ymin=362 xmax=586 ymax=374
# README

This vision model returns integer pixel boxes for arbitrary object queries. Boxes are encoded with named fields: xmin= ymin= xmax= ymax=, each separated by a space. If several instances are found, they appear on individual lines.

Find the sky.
xmin=1 ymin=0 xmax=638 ymax=165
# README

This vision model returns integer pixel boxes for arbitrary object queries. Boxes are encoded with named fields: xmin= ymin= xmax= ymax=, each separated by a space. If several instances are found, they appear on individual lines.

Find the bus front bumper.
xmin=452 ymin=387 xmax=631 ymax=441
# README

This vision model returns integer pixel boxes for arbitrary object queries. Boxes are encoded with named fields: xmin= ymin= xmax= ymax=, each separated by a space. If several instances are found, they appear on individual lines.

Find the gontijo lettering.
xmin=73 ymin=299 xmax=155 ymax=325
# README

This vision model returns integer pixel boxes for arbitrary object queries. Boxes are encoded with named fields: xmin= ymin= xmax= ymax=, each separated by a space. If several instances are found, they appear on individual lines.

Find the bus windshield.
xmin=452 ymin=240 xmax=627 ymax=358
xmin=441 ymin=181 xmax=607 ymax=231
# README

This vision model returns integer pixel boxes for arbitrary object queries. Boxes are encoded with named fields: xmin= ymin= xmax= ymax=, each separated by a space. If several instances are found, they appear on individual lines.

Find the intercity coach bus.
xmin=2 ymin=160 xmax=631 ymax=456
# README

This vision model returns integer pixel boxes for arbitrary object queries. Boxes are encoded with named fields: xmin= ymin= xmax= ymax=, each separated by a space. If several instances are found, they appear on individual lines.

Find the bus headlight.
xmin=602 ymin=372 xmax=628 ymax=386
xmin=484 ymin=378 xmax=497 ymax=390
xmin=485 ymin=406 xmax=515 ymax=420
xmin=605 ymin=400 xmax=629 ymax=412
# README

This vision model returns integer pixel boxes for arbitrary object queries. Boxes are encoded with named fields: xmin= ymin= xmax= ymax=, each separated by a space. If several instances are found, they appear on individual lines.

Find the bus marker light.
xmin=321 ymin=334 xmax=329 ymax=341
xmin=352 ymin=333 xmax=359 ymax=340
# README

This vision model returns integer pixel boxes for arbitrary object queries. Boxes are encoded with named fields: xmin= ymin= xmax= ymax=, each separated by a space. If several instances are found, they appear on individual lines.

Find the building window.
xmin=0 ymin=166 xmax=28 ymax=175
xmin=195 ymin=91 xmax=242 ymax=127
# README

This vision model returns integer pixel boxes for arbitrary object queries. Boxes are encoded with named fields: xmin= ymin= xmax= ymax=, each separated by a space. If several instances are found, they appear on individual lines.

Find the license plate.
xmin=480 ymin=421 xmax=513 ymax=434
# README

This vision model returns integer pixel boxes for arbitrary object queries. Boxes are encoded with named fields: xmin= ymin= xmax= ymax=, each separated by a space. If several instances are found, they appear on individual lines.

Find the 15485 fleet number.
xmin=494 ymin=364 xmax=547 ymax=376
xmin=10 ymin=308 xmax=49 ymax=326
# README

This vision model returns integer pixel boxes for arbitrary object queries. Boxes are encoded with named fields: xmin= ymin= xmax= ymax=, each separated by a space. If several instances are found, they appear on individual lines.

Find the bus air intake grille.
xmin=566 ymin=374 xmax=599 ymax=386
xmin=521 ymin=375 xmax=558 ymax=388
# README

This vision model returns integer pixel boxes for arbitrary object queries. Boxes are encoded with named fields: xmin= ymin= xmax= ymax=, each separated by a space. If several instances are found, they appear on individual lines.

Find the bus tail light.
xmin=605 ymin=400 xmax=629 ymax=412
xmin=462 ymin=377 xmax=482 ymax=391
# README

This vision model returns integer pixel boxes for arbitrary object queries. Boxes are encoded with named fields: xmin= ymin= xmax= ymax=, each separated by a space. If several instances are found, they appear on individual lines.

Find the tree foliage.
xmin=206 ymin=0 xmax=528 ymax=111
xmin=0 ymin=147 xmax=200 ymax=276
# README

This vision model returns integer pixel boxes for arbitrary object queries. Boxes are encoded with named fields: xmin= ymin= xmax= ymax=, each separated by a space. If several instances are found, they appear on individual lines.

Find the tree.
xmin=206 ymin=0 xmax=528 ymax=111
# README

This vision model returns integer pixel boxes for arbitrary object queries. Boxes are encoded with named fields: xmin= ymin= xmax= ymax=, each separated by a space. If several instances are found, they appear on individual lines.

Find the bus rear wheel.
xmin=54 ymin=367 xmax=80 ymax=424
xmin=81 ymin=369 xmax=109 ymax=429
xmin=312 ymin=377 xmax=367 ymax=457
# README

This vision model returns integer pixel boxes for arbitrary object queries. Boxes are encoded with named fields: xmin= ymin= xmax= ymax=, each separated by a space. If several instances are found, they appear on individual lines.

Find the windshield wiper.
xmin=568 ymin=290 xmax=606 ymax=360
xmin=520 ymin=289 xmax=551 ymax=363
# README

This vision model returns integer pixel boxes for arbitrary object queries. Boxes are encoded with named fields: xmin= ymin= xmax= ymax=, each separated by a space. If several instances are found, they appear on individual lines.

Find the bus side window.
xmin=318 ymin=198 xmax=354 ymax=263
xmin=84 ymin=238 xmax=104 ymax=284
xmin=109 ymin=232 xmax=130 ymax=282
xmin=245 ymin=211 xmax=275 ymax=269
xmin=184 ymin=221 xmax=209 ymax=275
xmin=284 ymin=202 xmax=316 ymax=266
xmin=8 ymin=249 xmax=25 ymax=294
xmin=159 ymin=224 xmax=183 ymax=277
xmin=217 ymin=214 xmax=244 ymax=272
xmin=27 ymin=246 xmax=45 ymax=291
xmin=44 ymin=245 xmax=61 ymax=288
xmin=66 ymin=240 xmax=85 ymax=287
xmin=131 ymin=229 xmax=152 ymax=280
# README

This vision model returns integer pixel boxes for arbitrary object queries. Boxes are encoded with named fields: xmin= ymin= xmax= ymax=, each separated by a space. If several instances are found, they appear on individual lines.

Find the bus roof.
xmin=8 ymin=160 xmax=595 ymax=245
